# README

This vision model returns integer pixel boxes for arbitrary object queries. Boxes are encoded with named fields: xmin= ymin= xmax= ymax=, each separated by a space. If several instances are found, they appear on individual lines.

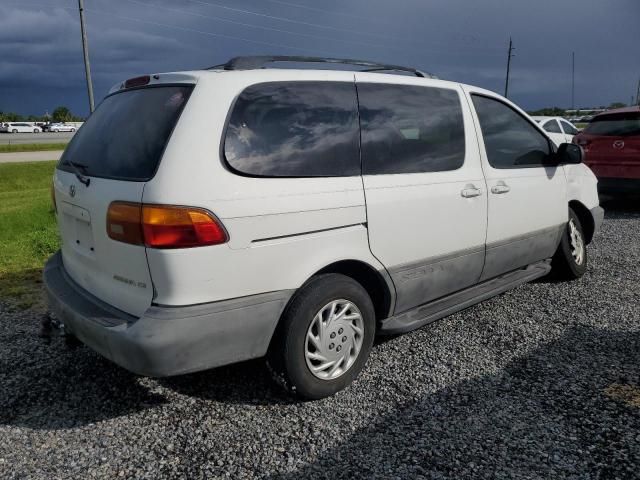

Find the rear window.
xmin=584 ymin=112 xmax=640 ymax=137
xmin=58 ymin=85 xmax=192 ymax=181
xmin=223 ymin=81 xmax=360 ymax=177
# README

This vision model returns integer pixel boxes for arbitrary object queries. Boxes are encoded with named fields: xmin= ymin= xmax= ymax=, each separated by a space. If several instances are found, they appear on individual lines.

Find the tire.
xmin=33 ymin=129 xmax=39 ymax=133
xmin=550 ymin=208 xmax=588 ymax=279
xmin=267 ymin=273 xmax=376 ymax=400
xmin=71 ymin=128 xmax=76 ymax=132
xmin=11 ymin=129 xmax=17 ymax=133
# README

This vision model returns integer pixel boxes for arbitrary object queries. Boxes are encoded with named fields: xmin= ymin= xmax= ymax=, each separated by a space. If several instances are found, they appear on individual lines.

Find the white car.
xmin=0 ymin=122 xmax=41 ymax=133
xmin=531 ymin=116 xmax=579 ymax=146
xmin=45 ymin=56 xmax=603 ymax=399
xmin=49 ymin=123 xmax=76 ymax=132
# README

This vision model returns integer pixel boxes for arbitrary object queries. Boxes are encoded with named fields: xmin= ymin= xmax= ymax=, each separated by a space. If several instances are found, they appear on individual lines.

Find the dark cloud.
xmin=1 ymin=0 xmax=638 ymax=116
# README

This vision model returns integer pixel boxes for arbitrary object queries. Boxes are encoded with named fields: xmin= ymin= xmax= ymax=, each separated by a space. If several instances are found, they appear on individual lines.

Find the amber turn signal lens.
xmin=106 ymin=202 xmax=144 ymax=245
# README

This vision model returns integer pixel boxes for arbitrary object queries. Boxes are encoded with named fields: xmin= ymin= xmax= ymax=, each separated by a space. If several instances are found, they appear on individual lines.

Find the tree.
xmin=608 ymin=102 xmax=627 ymax=109
xmin=52 ymin=106 xmax=72 ymax=123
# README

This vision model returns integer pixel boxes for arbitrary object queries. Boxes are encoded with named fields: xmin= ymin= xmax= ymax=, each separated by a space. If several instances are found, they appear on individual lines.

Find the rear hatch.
xmin=53 ymin=81 xmax=193 ymax=317
xmin=578 ymin=111 xmax=640 ymax=179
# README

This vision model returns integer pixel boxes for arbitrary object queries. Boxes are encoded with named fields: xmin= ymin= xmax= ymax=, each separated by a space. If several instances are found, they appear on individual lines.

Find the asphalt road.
xmin=0 ymin=131 xmax=74 ymax=145
xmin=1 ymin=199 xmax=639 ymax=479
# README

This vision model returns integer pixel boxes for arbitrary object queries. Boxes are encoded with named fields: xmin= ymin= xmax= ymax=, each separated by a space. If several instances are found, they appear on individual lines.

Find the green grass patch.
xmin=0 ymin=142 xmax=68 ymax=153
xmin=0 ymin=161 xmax=60 ymax=309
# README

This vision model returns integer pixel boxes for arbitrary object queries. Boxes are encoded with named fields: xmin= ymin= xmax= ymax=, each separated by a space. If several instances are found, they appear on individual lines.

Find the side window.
xmin=561 ymin=121 xmax=578 ymax=135
xmin=543 ymin=120 xmax=562 ymax=133
xmin=223 ymin=81 xmax=359 ymax=177
xmin=358 ymin=83 xmax=465 ymax=175
xmin=471 ymin=95 xmax=551 ymax=169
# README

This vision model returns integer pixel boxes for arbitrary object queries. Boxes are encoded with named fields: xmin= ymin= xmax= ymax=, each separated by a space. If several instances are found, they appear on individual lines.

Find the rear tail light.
xmin=107 ymin=202 xmax=228 ymax=248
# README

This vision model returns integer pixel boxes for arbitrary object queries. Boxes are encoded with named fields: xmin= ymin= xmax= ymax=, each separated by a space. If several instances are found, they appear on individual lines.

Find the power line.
xmin=185 ymin=0 xmax=394 ymax=41
xmin=121 ymin=0 xmax=394 ymax=51
xmin=78 ymin=5 xmax=330 ymax=55
xmin=264 ymin=0 xmax=391 ymax=24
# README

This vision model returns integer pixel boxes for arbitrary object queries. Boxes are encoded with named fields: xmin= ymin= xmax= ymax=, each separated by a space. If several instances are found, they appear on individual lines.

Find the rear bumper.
xmin=597 ymin=177 xmax=640 ymax=195
xmin=44 ymin=251 xmax=293 ymax=377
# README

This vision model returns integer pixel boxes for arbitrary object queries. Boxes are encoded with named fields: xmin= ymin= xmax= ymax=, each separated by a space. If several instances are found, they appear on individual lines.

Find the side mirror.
xmin=556 ymin=143 xmax=582 ymax=164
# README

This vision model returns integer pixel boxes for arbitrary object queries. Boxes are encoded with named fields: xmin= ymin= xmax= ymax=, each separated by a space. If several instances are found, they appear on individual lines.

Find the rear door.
xmin=356 ymin=74 xmax=487 ymax=314
xmin=468 ymin=91 xmax=567 ymax=281
xmin=53 ymin=82 xmax=193 ymax=316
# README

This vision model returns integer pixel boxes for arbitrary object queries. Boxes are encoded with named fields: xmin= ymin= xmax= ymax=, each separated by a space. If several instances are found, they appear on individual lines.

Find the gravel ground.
xmin=1 ymin=200 xmax=639 ymax=479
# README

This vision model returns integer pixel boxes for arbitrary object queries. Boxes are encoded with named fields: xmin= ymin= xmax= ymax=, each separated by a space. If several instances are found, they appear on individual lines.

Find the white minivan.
xmin=0 ymin=122 xmax=41 ymax=133
xmin=45 ymin=57 xmax=603 ymax=399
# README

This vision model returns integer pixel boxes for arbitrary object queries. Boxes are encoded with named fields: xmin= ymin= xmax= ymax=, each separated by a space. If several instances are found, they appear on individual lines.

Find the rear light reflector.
xmin=107 ymin=202 xmax=227 ymax=248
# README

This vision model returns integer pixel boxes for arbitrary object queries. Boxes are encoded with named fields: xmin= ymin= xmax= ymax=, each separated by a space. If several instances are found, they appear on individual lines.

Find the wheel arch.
xmin=569 ymin=199 xmax=595 ymax=244
xmin=311 ymin=260 xmax=395 ymax=322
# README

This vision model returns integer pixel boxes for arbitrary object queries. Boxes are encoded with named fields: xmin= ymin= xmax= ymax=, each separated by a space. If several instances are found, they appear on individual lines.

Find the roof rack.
xmin=207 ymin=56 xmax=436 ymax=79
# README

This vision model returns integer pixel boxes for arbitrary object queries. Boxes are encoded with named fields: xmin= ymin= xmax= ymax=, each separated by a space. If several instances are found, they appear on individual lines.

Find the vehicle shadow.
xmin=600 ymin=194 xmax=640 ymax=218
xmin=268 ymin=326 xmax=640 ymax=479
xmin=158 ymin=359 xmax=295 ymax=406
xmin=0 ymin=307 xmax=167 ymax=430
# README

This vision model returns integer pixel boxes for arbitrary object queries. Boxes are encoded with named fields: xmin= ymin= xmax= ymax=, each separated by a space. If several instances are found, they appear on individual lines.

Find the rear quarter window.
xmin=58 ymin=85 xmax=192 ymax=181
xmin=223 ymin=81 xmax=360 ymax=177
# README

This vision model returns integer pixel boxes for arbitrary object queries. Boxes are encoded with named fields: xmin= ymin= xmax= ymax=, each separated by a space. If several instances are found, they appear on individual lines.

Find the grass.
xmin=0 ymin=161 xmax=60 ymax=309
xmin=0 ymin=142 xmax=68 ymax=153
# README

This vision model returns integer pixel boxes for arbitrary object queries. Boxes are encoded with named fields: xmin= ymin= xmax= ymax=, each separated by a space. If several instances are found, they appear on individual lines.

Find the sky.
xmin=1 ymin=0 xmax=638 ymax=117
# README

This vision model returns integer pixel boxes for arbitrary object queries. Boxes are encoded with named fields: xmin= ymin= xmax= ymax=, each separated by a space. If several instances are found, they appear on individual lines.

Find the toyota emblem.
xmin=69 ymin=184 xmax=76 ymax=197
xmin=613 ymin=140 xmax=625 ymax=149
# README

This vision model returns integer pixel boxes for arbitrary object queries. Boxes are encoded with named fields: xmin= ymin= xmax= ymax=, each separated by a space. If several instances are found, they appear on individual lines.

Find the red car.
xmin=573 ymin=106 xmax=640 ymax=195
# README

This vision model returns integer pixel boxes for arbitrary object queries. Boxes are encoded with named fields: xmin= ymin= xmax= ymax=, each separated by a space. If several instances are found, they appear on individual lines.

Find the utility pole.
xmin=636 ymin=77 xmax=640 ymax=106
xmin=78 ymin=0 xmax=95 ymax=113
xmin=504 ymin=37 xmax=515 ymax=98
xmin=571 ymin=52 xmax=575 ymax=110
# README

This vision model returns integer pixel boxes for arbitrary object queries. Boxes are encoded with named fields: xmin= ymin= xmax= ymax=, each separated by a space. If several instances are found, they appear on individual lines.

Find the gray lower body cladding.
xmin=388 ymin=225 xmax=564 ymax=315
xmin=44 ymin=251 xmax=293 ymax=377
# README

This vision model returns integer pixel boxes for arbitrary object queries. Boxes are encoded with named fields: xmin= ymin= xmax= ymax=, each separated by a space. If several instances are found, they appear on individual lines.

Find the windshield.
xmin=583 ymin=112 xmax=640 ymax=137
xmin=58 ymin=84 xmax=193 ymax=181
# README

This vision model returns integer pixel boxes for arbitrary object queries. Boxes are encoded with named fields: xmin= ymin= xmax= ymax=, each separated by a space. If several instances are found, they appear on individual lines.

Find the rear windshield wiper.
xmin=67 ymin=160 xmax=91 ymax=187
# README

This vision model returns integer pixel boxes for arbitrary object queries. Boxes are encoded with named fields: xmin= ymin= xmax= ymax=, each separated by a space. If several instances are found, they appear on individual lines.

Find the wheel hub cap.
xmin=305 ymin=299 xmax=364 ymax=380
xmin=569 ymin=219 xmax=585 ymax=265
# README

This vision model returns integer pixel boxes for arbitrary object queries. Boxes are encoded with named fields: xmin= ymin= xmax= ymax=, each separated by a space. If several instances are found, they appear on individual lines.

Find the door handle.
xmin=491 ymin=183 xmax=511 ymax=194
xmin=461 ymin=185 xmax=482 ymax=198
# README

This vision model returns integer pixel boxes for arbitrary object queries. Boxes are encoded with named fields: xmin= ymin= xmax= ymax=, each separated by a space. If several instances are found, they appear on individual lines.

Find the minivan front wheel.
xmin=550 ymin=208 xmax=587 ymax=279
xmin=267 ymin=274 xmax=375 ymax=399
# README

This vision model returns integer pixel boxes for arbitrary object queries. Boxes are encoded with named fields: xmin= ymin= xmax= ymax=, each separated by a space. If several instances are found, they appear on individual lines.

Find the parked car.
xmin=0 ymin=122 xmax=41 ymax=133
xmin=49 ymin=123 xmax=76 ymax=132
xmin=531 ymin=116 xmax=579 ymax=146
xmin=573 ymin=106 xmax=640 ymax=195
xmin=44 ymin=56 xmax=603 ymax=399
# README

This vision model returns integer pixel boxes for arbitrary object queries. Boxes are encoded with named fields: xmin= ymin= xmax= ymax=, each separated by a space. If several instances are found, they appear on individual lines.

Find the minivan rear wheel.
xmin=550 ymin=208 xmax=587 ymax=279
xmin=267 ymin=273 xmax=375 ymax=399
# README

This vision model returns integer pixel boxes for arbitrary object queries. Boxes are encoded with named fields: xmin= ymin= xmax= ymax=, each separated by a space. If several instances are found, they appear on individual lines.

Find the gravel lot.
xmin=1 ymin=200 xmax=639 ymax=479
